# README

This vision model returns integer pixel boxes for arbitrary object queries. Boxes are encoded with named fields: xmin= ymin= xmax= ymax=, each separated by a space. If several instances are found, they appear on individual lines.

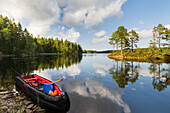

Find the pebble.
xmin=24 ymin=100 xmax=32 ymax=105
xmin=19 ymin=96 xmax=27 ymax=100
xmin=1 ymin=106 xmax=8 ymax=109
xmin=1 ymin=94 xmax=9 ymax=99
xmin=36 ymin=107 xmax=46 ymax=112
xmin=25 ymin=109 xmax=33 ymax=113
xmin=27 ymin=103 xmax=34 ymax=109
xmin=0 ymin=91 xmax=9 ymax=95
xmin=17 ymin=110 xmax=20 ymax=113
xmin=32 ymin=104 xmax=37 ymax=109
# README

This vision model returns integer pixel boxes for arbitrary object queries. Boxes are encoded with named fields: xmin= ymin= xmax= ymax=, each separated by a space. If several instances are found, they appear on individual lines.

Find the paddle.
xmin=54 ymin=78 xmax=64 ymax=83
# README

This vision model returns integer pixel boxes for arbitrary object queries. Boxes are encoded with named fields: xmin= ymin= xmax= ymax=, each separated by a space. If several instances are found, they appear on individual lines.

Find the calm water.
xmin=0 ymin=54 xmax=170 ymax=113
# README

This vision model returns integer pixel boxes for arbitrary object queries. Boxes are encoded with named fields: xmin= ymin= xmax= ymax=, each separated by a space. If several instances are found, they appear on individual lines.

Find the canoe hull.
xmin=15 ymin=76 xmax=70 ymax=111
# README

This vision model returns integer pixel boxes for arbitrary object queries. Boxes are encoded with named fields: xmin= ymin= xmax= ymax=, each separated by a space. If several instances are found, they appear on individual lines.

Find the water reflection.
xmin=1 ymin=54 xmax=170 ymax=113
xmin=149 ymin=63 xmax=170 ymax=92
xmin=0 ymin=54 xmax=82 ymax=90
xmin=62 ymin=80 xmax=130 ymax=113
xmin=109 ymin=60 xmax=139 ymax=88
xmin=92 ymin=63 xmax=111 ymax=76
xmin=109 ymin=59 xmax=170 ymax=92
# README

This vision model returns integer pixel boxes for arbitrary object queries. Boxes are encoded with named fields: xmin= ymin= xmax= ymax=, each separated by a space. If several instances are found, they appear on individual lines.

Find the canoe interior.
xmin=21 ymin=74 xmax=62 ymax=96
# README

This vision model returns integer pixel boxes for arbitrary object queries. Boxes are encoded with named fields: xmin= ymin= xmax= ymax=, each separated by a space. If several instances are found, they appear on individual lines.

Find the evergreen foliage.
xmin=151 ymin=24 xmax=170 ymax=48
xmin=0 ymin=15 xmax=83 ymax=55
xmin=128 ymin=30 xmax=139 ymax=52
xmin=109 ymin=26 xmax=129 ymax=55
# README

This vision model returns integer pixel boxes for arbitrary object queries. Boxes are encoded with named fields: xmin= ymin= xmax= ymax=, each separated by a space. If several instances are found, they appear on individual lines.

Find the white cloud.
xmin=92 ymin=36 xmax=110 ymax=44
xmin=165 ymin=24 xmax=170 ymax=29
xmin=0 ymin=0 xmax=126 ymax=37
xmin=95 ymin=30 xmax=107 ymax=37
xmin=131 ymin=23 xmax=170 ymax=39
xmin=138 ymin=29 xmax=153 ymax=38
xmin=130 ymin=27 xmax=152 ymax=39
xmin=138 ymin=20 xmax=144 ymax=25
xmin=0 ymin=0 xmax=60 ymax=37
xmin=58 ymin=0 xmax=127 ymax=27
xmin=59 ymin=28 xmax=80 ymax=42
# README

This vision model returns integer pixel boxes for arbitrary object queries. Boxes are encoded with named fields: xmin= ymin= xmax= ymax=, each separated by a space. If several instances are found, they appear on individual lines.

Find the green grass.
xmin=108 ymin=47 xmax=170 ymax=60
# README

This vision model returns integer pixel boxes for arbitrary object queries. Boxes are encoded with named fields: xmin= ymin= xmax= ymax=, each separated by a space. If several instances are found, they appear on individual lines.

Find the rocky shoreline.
xmin=0 ymin=88 xmax=46 ymax=113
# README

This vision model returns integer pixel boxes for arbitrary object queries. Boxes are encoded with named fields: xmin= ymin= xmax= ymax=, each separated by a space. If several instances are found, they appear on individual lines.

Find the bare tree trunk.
xmin=158 ymin=34 xmax=161 ymax=50
xmin=116 ymin=60 xmax=118 ymax=76
xmin=121 ymin=39 xmax=123 ymax=56
xmin=121 ymin=60 xmax=123 ymax=72
xmin=116 ymin=43 xmax=118 ymax=53
xmin=132 ymin=39 xmax=133 ymax=52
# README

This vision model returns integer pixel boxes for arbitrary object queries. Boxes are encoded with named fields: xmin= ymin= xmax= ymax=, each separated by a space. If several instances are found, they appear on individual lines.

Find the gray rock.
xmin=25 ymin=109 xmax=33 ymax=113
xmin=19 ymin=96 xmax=27 ymax=100
xmin=23 ymin=100 xmax=32 ymax=105
xmin=17 ymin=110 xmax=20 ymax=113
xmin=0 ymin=91 xmax=9 ymax=95
xmin=36 ymin=108 xmax=45 ymax=113
xmin=17 ymin=107 xmax=25 ymax=113
xmin=27 ymin=104 xmax=34 ymax=109
xmin=1 ymin=106 xmax=8 ymax=109
xmin=1 ymin=95 xmax=9 ymax=99
xmin=33 ymin=106 xmax=39 ymax=112
xmin=14 ymin=104 xmax=20 ymax=108
xmin=32 ymin=104 xmax=37 ymax=109
xmin=8 ymin=103 xmax=14 ymax=107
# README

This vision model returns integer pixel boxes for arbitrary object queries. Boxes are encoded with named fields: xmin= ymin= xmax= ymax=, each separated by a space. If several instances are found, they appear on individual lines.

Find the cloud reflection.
xmin=96 ymin=69 xmax=106 ymax=76
xmin=64 ymin=80 xmax=131 ymax=113
xmin=93 ymin=62 xmax=111 ymax=76
xmin=60 ymin=64 xmax=81 ymax=77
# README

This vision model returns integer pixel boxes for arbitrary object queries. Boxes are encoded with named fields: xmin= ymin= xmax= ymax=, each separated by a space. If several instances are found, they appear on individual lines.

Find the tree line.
xmin=109 ymin=24 xmax=170 ymax=56
xmin=0 ymin=54 xmax=82 ymax=90
xmin=0 ymin=14 xmax=83 ymax=55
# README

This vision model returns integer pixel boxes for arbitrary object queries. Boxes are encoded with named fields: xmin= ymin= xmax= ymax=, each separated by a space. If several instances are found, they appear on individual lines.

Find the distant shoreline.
xmin=0 ymin=53 xmax=82 ymax=57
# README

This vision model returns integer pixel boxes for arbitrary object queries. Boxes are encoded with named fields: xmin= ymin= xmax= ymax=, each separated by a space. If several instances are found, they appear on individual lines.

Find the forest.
xmin=0 ymin=15 xmax=83 ymax=56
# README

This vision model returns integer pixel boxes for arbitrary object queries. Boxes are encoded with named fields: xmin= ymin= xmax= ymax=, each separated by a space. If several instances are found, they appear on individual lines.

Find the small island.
xmin=108 ymin=25 xmax=170 ymax=62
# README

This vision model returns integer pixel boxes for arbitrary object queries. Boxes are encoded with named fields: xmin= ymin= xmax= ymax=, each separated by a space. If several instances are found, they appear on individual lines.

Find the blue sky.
xmin=0 ymin=0 xmax=170 ymax=50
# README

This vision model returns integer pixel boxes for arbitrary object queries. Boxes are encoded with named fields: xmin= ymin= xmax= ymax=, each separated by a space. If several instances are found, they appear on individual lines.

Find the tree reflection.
xmin=0 ymin=54 xmax=82 ymax=90
xmin=149 ymin=63 xmax=170 ymax=92
xmin=109 ymin=60 xmax=139 ymax=88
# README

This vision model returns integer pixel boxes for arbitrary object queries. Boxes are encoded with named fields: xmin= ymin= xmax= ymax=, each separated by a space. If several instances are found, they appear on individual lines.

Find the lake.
xmin=0 ymin=54 xmax=170 ymax=113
